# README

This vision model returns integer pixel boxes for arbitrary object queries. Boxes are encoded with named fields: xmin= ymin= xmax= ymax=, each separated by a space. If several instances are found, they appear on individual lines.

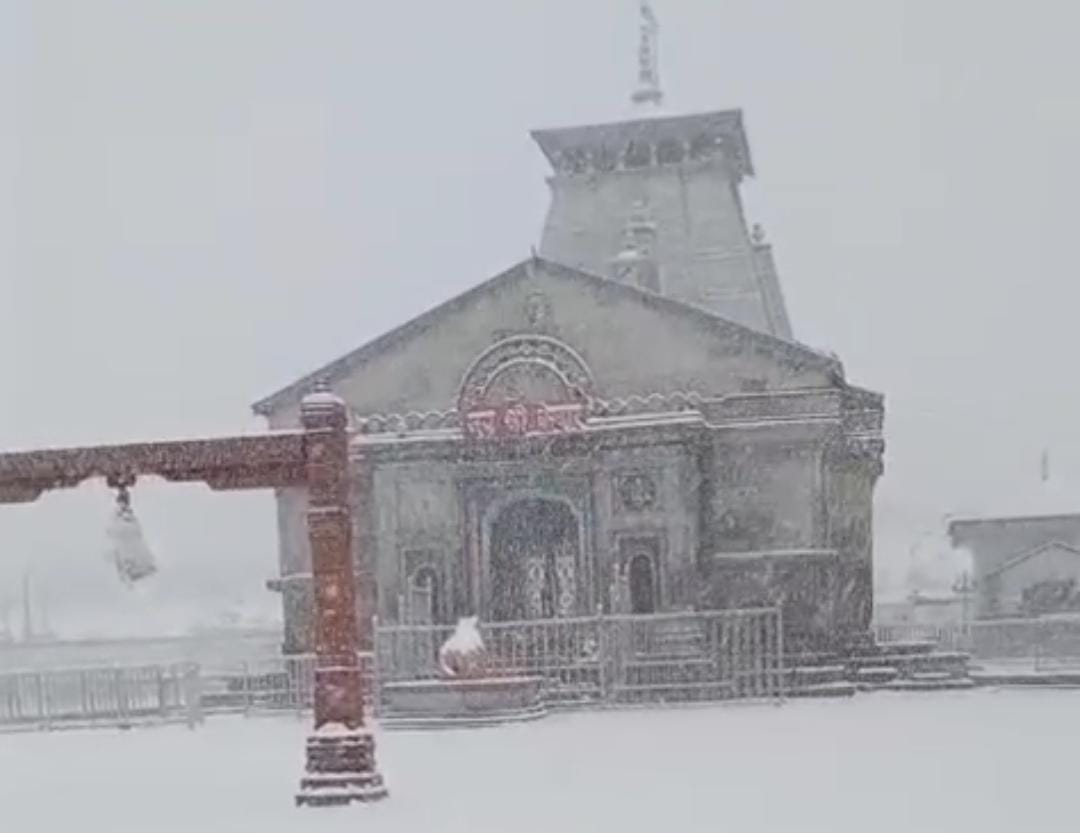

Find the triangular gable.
xmin=252 ymin=257 xmax=843 ymax=418
xmin=987 ymin=541 xmax=1080 ymax=579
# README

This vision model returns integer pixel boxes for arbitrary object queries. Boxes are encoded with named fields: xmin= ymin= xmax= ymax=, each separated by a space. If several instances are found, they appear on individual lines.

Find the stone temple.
xmin=254 ymin=6 xmax=884 ymax=655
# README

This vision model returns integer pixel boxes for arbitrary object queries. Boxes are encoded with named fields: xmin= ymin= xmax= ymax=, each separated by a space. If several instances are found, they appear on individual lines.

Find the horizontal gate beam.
xmin=0 ymin=432 xmax=308 ymax=504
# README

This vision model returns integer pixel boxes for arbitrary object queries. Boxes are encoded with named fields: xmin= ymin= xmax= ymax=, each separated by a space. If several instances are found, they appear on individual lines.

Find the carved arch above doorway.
xmin=457 ymin=335 xmax=595 ymax=413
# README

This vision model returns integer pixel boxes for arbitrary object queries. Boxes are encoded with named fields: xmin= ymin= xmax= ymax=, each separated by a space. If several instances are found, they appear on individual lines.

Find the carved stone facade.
xmin=254 ymin=96 xmax=883 ymax=656
xmin=255 ymin=258 xmax=883 ymax=654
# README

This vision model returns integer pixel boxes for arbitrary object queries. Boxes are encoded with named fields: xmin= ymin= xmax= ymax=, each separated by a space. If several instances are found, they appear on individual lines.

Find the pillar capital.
xmin=301 ymin=380 xmax=348 ymax=430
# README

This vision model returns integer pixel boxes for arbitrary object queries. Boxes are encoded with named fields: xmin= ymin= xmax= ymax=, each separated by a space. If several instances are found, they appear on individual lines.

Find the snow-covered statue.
xmin=104 ymin=485 xmax=157 ymax=585
xmin=438 ymin=616 xmax=488 ymax=678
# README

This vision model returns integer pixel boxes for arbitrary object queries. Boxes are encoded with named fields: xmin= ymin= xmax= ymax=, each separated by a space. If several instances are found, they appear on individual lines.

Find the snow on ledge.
xmin=313 ymin=721 xmax=378 ymax=738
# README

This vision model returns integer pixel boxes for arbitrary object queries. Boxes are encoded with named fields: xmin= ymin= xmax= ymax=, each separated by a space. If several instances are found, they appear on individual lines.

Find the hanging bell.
xmin=104 ymin=482 xmax=158 ymax=585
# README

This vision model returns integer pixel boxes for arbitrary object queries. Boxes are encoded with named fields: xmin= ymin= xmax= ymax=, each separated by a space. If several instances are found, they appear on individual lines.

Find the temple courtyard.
xmin=1 ymin=689 xmax=1075 ymax=833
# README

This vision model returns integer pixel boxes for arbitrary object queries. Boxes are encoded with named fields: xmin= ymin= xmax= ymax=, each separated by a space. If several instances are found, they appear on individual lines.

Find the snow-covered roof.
xmin=984 ymin=540 xmax=1080 ymax=579
xmin=252 ymin=257 xmax=843 ymax=418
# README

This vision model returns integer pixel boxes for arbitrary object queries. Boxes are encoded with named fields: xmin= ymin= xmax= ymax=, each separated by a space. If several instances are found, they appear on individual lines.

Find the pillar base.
xmin=295 ymin=729 xmax=388 ymax=807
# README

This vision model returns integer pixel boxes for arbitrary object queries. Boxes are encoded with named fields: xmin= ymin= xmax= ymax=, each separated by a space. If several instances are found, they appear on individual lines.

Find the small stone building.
xmin=949 ymin=514 xmax=1080 ymax=618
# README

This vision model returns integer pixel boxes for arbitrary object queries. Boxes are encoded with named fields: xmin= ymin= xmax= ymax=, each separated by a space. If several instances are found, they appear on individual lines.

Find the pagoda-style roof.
xmin=531 ymin=109 xmax=754 ymax=179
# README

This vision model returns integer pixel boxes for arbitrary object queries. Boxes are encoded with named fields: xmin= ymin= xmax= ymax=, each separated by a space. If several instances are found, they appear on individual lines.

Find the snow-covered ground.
xmin=2 ymin=690 xmax=1077 ymax=833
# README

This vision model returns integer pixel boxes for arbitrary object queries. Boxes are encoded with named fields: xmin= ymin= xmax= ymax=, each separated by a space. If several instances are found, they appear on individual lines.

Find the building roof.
xmin=531 ymin=109 xmax=754 ymax=178
xmin=946 ymin=476 xmax=1080 ymax=534
xmin=984 ymin=541 xmax=1080 ymax=579
xmin=950 ymin=512 xmax=1080 ymax=530
xmin=251 ymin=256 xmax=844 ymax=418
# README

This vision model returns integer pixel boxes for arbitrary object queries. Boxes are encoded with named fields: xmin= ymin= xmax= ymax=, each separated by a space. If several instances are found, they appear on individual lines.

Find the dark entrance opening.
xmin=489 ymin=497 xmax=579 ymax=621
xmin=408 ymin=566 xmax=440 ymax=625
xmin=628 ymin=552 xmax=657 ymax=614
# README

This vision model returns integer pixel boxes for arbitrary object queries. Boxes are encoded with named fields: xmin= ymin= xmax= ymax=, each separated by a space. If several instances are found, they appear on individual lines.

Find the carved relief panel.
xmin=613 ymin=469 xmax=660 ymax=514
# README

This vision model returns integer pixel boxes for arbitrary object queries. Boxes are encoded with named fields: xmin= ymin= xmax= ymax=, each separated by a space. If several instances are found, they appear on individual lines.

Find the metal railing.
xmin=195 ymin=609 xmax=786 ymax=714
xmin=1031 ymin=644 xmax=1080 ymax=672
xmin=378 ymin=608 xmax=785 ymax=706
xmin=198 ymin=653 xmax=377 ymax=716
xmin=0 ymin=663 xmax=202 ymax=730
xmin=873 ymin=623 xmax=972 ymax=653
xmin=0 ymin=608 xmax=784 ymax=732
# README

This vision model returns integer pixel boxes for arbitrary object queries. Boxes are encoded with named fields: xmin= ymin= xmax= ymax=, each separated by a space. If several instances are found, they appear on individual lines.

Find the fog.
xmin=2 ymin=0 xmax=1079 ymax=636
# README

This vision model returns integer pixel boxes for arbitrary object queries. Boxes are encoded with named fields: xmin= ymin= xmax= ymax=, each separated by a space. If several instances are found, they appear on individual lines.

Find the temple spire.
xmin=631 ymin=1 xmax=663 ymax=109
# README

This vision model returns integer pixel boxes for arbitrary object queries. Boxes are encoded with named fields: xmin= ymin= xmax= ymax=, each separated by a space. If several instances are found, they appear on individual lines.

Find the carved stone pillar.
xmin=825 ymin=433 xmax=884 ymax=651
xmin=296 ymin=383 xmax=387 ymax=807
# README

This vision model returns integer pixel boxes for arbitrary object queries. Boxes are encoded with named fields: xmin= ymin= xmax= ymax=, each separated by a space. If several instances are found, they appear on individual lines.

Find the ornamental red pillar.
xmin=295 ymin=383 xmax=387 ymax=807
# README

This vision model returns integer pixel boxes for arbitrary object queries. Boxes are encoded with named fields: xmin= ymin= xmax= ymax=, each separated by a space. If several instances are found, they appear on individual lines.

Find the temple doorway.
xmin=628 ymin=552 xmax=657 ymax=614
xmin=406 ymin=566 xmax=440 ymax=625
xmin=488 ymin=497 xmax=580 ymax=621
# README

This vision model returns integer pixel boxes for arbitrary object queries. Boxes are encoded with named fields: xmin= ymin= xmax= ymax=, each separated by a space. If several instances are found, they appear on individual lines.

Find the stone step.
xmin=910 ymin=671 xmax=954 ymax=682
xmin=380 ymin=704 xmax=548 ymax=730
xmin=783 ymin=655 xmax=846 ymax=674
xmin=969 ymin=669 xmax=1080 ymax=687
xmin=849 ymin=651 xmax=969 ymax=676
xmin=871 ymin=640 xmax=938 ymax=657
xmin=785 ymin=681 xmax=857 ymax=698
xmin=786 ymin=665 xmax=848 ymax=685
xmin=907 ymin=654 xmax=970 ymax=678
xmin=854 ymin=666 xmax=900 ymax=685
xmin=905 ymin=650 xmax=968 ymax=663
xmin=882 ymin=677 xmax=976 ymax=693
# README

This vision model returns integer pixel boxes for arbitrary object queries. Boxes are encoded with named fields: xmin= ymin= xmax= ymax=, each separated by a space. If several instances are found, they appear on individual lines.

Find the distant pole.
xmin=952 ymin=571 xmax=974 ymax=628
xmin=21 ymin=571 xmax=33 ymax=643
xmin=1040 ymin=449 xmax=1050 ymax=483
xmin=631 ymin=0 xmax=663 ymax=108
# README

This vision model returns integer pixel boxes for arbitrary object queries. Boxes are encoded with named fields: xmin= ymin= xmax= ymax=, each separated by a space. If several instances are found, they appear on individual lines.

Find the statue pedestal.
xmin=382 ymin=675 xmax=545 ymax=729
xmin=295 ymin=728 xmax=388 ymax=807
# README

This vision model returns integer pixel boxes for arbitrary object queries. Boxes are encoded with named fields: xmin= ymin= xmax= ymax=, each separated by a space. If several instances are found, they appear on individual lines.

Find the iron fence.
xmin=0 ymin=663 xmax=201 ymax=730
xmin=378 ymin=608 xmax=785 ymax=706
xmin=873 ymin=618 xmax=1080 ymax=666
xmin=873 ymin=623 xmax=972 ymax=653
xmin=199 ymin=653 xmax=377 ymax=715
xmin=0 ymin=608 xmax=784 ymax=732
xmin=195 ymin=609 xmax=786 ymax=714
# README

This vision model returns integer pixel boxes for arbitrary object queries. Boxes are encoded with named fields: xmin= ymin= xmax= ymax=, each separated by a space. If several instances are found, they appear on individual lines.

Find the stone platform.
xmin=295 ymin=728 xmax=388 ymax=807
xmin=968 ymin=661 xmax=1080 ymax=689
xmin=381 ymin=675 xmax=546 ymax=728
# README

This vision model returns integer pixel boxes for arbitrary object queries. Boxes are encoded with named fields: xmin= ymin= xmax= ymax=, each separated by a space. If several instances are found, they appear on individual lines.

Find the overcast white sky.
xmin=3 ymin=1 xmax=1080 ymax=635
